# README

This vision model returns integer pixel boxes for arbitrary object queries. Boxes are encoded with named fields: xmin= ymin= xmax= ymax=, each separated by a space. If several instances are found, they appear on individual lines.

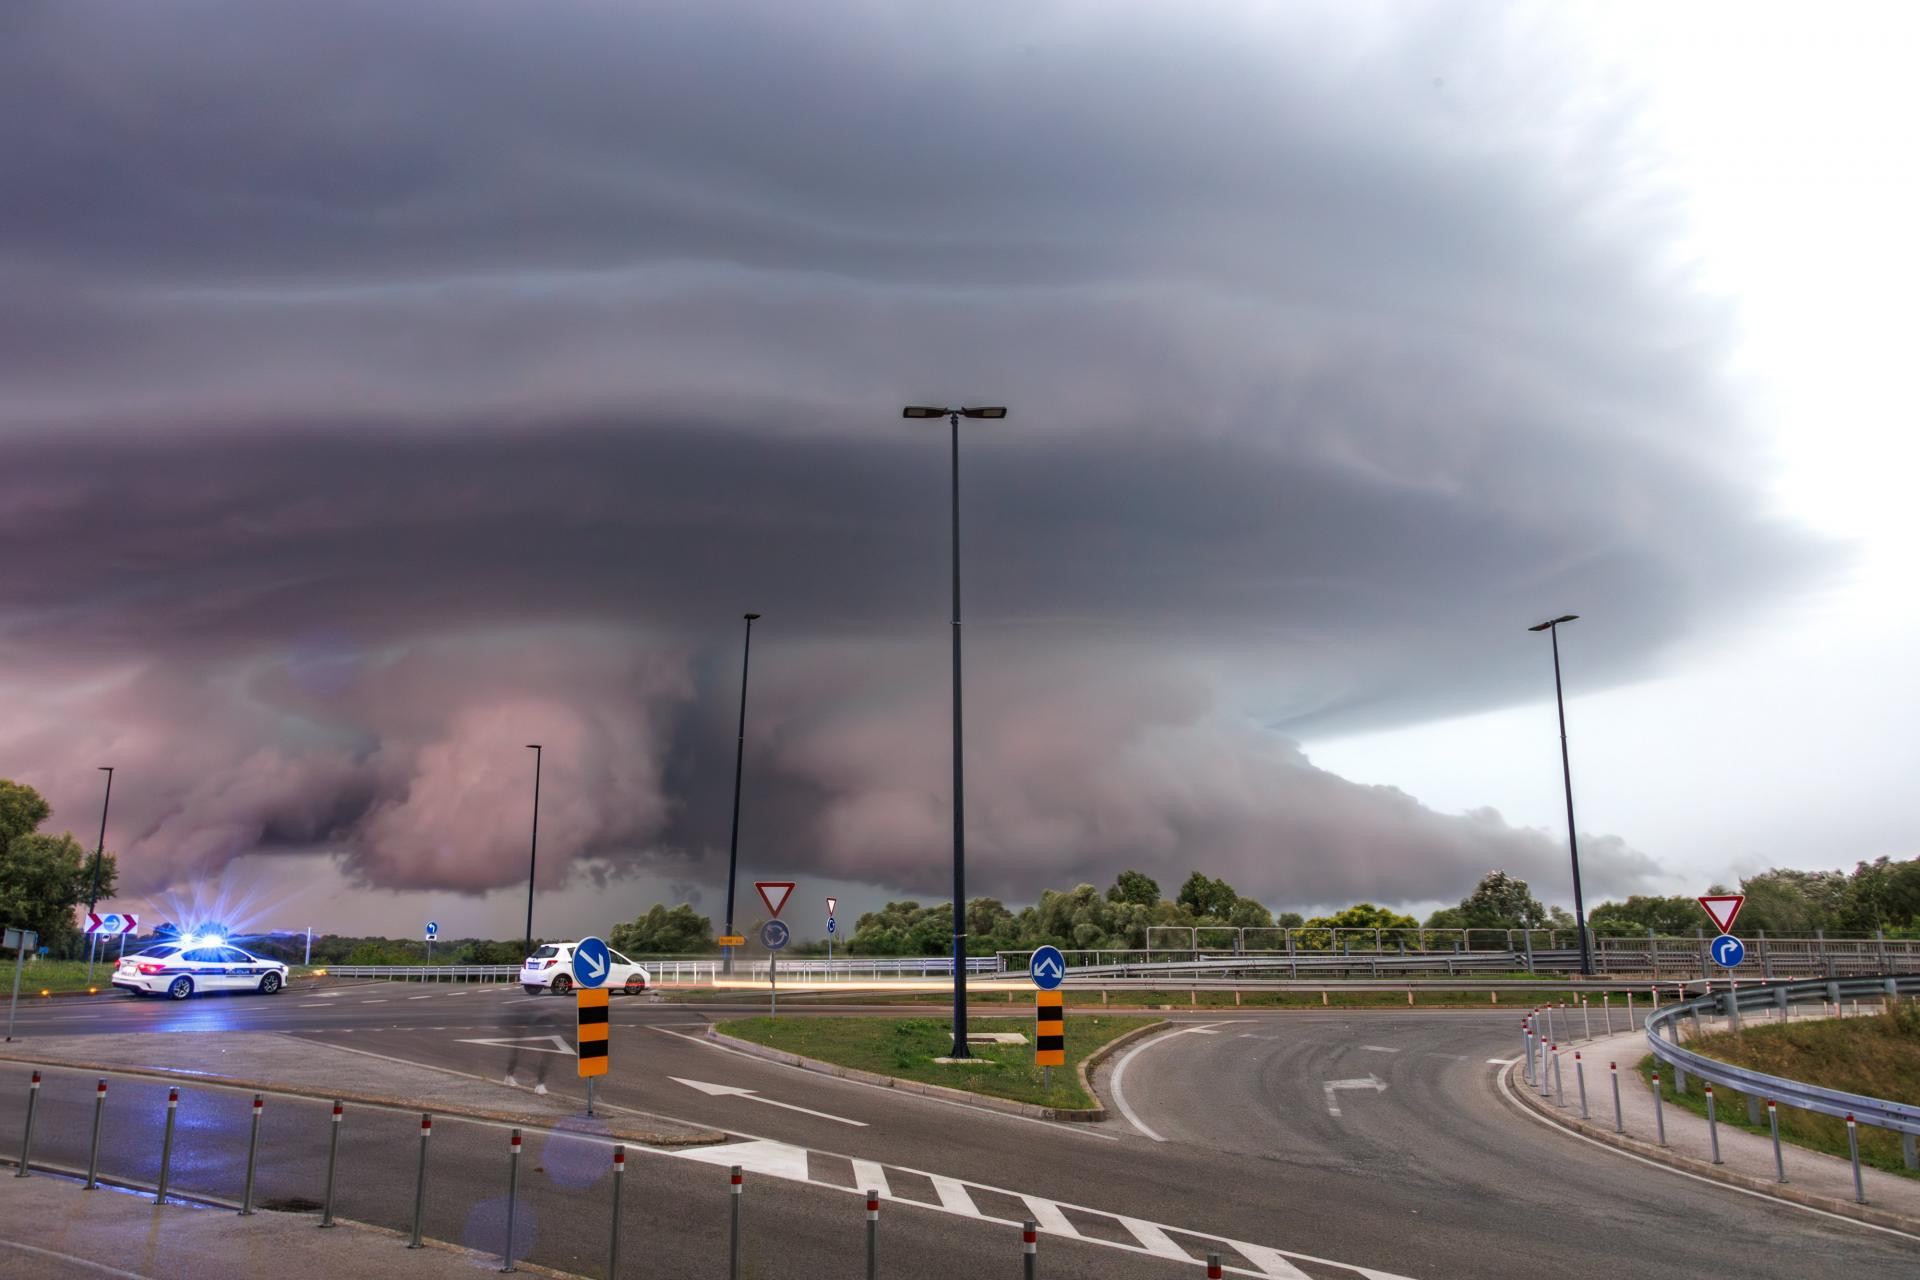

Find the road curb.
xmin=706 ymin=1018 xmax=1168 ymax=1122
xmin=0 ymin=1047 xmax=725 ymax=1149
xmin=1501 ymin=1059 xmax=1920 ymax=1235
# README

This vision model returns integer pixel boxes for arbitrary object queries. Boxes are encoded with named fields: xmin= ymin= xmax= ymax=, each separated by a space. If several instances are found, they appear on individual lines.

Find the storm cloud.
xmin=0 ymin=3 xmax=1827 ymax=913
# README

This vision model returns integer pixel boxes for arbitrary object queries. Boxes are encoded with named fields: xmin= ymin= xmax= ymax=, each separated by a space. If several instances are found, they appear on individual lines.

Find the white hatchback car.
xmin=521 ymin=942 xmax=651 ymax=996
xmin=112 ymin=942 xmax=290 ymax=1000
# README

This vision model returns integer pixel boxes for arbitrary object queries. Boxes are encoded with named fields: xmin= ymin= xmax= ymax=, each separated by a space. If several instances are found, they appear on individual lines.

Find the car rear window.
xmin=133 ymin=947 xmax=180 ymax=960
xmin=529 ymin=945 xmax=562 ymax=959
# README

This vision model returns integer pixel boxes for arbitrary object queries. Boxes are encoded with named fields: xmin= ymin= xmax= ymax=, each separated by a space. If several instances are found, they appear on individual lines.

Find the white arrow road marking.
xmin=1322 ymin=1073 xmax=1388 ymax=1117
xmin=670 ymin=1077 xmax=868 ymax=1126
xmin=456 ymin=1034 xmax=576 ymax=1056
xmin=850 ymin=1159 xmax=891 ymax=1199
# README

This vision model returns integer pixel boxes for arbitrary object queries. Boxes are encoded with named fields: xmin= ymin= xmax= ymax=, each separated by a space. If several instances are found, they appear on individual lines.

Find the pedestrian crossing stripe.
xmin=577 ymin=988 xmax=609 ymax=1077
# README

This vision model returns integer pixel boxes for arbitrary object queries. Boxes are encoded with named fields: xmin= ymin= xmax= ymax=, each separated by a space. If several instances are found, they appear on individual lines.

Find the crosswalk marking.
xmin=851 ymin=1159 xmax=891 ymax=1199
xmin=1120 ymin=1216 xmax=1191 ymax=1259
xmin=663 ymin=1137 xmax=1417 ymax=1279
xmin=1021 ymin=1195 xmax=1076 ymax=1236
xmin=929 ymin=1174 xmax=976 ymax=1216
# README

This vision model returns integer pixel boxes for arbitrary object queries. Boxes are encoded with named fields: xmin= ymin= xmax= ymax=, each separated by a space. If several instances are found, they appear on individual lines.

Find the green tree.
xmin=1176 ymin=871 xmax=1238 ymax=921
xmin=0 ymin=780 xmax=52 ymax=849
xmin=1739 ymin=868 xmax=1847 ymax=934
xmin=609 ymin=903 xmax=714 ymax=954
xmin=1302 ymin=902 xmax=1419 ymax=949
xmin=1106 ymin=870 xmax=1161 ymax=909
xmin=1456 ymin=871 xmax=1548 ymax=929
xmin=1 ymin=831 xmax=117 ymax=954
xmin=1587 ymin=895 xmax=1702 ymax=937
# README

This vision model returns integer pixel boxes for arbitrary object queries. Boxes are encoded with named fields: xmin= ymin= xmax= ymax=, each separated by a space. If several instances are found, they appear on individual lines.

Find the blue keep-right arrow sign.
xmin=1029 ymin=944 xmax=1066 ymax=991
xmin=1712 ymin=934 xmax=1745 ymax=968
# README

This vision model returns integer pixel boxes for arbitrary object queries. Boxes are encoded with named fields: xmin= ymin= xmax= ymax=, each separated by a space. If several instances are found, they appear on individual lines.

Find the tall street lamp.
xmin=1528 ymin=614 xmax=1592 ymax=977
xmin=523 ymin=744 xmax=542 ymax=957
xmin=723 ymin=612 xmax=762 ymax=976
xmin=85 ymin=766 xmax=113 ymax=982
xmin=902 ymin=404 xmax=1008 ymax=1059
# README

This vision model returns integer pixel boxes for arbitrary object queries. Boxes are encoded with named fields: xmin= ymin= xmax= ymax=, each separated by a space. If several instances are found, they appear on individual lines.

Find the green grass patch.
xmin=718 ymin=1014 xmax=1159 ymax=1109
xmin=1637 ymin=1000 xmax=1920 ymax=1179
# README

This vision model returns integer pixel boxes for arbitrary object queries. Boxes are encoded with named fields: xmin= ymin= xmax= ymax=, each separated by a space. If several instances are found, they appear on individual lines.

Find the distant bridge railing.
xmin=315 ymin=965 xmax=519 ymax=982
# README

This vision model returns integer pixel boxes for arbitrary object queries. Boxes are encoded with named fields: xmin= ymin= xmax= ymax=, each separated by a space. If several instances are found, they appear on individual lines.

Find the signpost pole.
xmin=6 ymin=929 xmax=35 ymax=1043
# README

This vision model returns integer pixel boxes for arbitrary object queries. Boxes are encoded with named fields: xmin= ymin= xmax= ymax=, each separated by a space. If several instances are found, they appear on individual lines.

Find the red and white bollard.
xmin=1207 ymin=1252 xmax=1223 ymax=1278
xmin=155 ymin=1087 xmax=179 ymax=1204
xmin=730 ymin=1165 xmax=744 ymax=1280
xmin=15 ymin=1071 xmax=41 ymax=1178
xmin=608 ymin=1145 xmax=625 ymax=1278
xmin=239 ymin=1094 xmax=264 ymax=1214
xmin=1846 ymin=1114 xmax=1865 ymax=1203
xmin=85 ymin=1079 xmax=108 ymax=1190
xmin=1023 ymin=1219 xmax=1038 ymax=1279
xmin=865 ymin=1188 xmax=880 ymax=1280
xmin=320 ymin=1101 xmax=343 ymax=1227
xmin=407 ymin=1113 xmax=431 ymax=1245
xmin=502 ymin=1129 xmax=523 ymax=1273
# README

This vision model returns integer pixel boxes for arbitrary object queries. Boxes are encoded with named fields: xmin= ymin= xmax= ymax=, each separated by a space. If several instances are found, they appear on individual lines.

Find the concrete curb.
xmin=1501 ymin=1059 xmax=1920 ymax=1235
xmin=706 ymin=1017 xmax=1169 ymax=1122
xmin=0 ymin=1047 xmax=725 ymax=1149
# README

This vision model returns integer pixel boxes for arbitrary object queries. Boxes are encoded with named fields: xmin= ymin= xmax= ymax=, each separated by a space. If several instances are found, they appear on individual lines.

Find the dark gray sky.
xmin=1 ymin=3 xmax=1860 ymax=934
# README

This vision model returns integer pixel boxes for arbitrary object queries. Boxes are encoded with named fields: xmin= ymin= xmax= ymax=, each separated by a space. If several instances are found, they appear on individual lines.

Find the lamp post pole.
xmin=903 ymin=405 xmax=1007 ymax=1059
xmin=85 ymin=767 xmax=113 ymax=982
xmin=1529 ymin=615 xmax=1592 ymax=977
xmin=523 ymin=745 xmax=542 ymax=957
xmin=723 ymin=613 xmax=761 ymax=977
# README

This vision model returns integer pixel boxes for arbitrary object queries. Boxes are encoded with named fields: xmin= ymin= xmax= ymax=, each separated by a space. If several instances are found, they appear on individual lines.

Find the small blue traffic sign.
xmin=1712 ymin=934 xmax=1745 ymax=968
xmin=761 ymin=920 xmax=790 ymax=951
xmin=572 ymin=935 xmax=612 ymax=987
xmin=826 ymin=916 xmax=837 ymax=935
xmin=1029 ymin=944 xmax=1066 ymax=991
xmin=424 ymin=920 xmax=439 ymax=940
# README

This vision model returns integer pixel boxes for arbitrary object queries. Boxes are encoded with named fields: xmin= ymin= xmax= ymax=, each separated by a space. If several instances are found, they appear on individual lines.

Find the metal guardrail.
xmin=1645 ymin=975 xmax=1920 ymax=1137
xmin=317 ymin=965 xmax=519 ymax=981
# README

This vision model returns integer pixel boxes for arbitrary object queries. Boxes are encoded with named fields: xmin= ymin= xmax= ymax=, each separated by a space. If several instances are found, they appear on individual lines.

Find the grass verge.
xmin=1637 ymin=1000 xmax=1920 ymax=1179
xmin=674 ymin=986 xmax=1587 ymax=1010
xmin=717 ymin=1013 xmax=1158 ymax=1110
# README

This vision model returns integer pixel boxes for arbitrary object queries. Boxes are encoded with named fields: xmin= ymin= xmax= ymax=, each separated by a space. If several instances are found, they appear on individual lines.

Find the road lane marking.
xmin=1120 ymin=1216 xmax=1191 ymax=1259
xmin=407 ymin=995 xmax=433 ymax=1000
xmin=1108 ymin=1023 xmax=1229 ymax=1142
xmin=1022 ymin=1194 xmax=1076 ymax=1236
xmin=676 ymin=1137 xmax=812 ymax=1180
xmin=1359 ymin=1045 xmax=1400 ymax=1053
xmin=851 ymin=1158 xmax=891 ymax=1198
xmin=0 ymin=1238 xmax=153 ymax=1279
xmin=361 ymin=999 xmax=387 ymax=1004
xmin=1487 ymin=1057 xmax=1520 ymax=1065
xmin=455 ymin=1034 xmax=576 ymax=1055
xmin=929 ymin=1174 xmax=977 ymax=1216
xmin=1321 ymin=1074 xmax=1388 ymax=1117
xmin=671 ymin=1076 xmax=867 ymax=1126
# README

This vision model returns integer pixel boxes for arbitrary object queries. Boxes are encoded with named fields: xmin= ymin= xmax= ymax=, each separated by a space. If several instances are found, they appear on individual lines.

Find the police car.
xmin=111 ymin=938 xmax=290 ymax=1000
xmin=520 ymin=942 xmax=650 ymax=996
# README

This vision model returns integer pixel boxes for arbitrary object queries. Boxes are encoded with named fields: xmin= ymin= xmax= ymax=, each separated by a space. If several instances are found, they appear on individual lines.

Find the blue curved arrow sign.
xmin=572 ymin=935 xmax=612 ymax=987
xmin=760 ymin=920 xmax=790 ymax=951
xmin=1029 ymin=944 xmax=1066 ymax=991
xmin=1711 ymin=934 xmax=1745 ymax=968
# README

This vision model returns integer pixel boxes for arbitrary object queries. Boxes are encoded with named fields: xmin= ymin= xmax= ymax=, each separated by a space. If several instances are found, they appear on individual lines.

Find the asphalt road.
xmin=3 ymin=982 xmax=1915 ymax=1278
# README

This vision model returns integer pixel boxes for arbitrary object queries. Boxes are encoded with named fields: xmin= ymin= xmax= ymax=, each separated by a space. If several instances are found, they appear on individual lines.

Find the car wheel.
xmin=523 ymin=984 xmax=543 ymax=996
xmin=259 ymin=972 xmax=283 ymax=995
xmin=624 ymin=975 xmax=646 ymax=995
xmin=551 ymin=974 xmax=572 ymax=996
xmin=167 ymin=977 xmax=194 ymax=1000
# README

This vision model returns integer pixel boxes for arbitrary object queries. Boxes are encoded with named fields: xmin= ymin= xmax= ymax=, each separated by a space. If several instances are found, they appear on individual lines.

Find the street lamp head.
xmin=744 ymin=612 xmax=762 ymax=621
xmin=1528 ymin=614 xmax=1579 ymax=632
xmin=902 ymin=406 xmax=948 ymax=419
xmin=526 ymin=743 xmax=541 ymax=750
xmin=959 ymin=406 xmax=1007 ymax=419
xmin=98 ymin=765 xmax=112 ymax=772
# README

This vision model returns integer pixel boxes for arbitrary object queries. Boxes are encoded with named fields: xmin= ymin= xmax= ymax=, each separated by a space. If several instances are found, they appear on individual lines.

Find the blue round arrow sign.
xmin=571 ymin=935 xmax=612 ymax=987
xmin=760 ymin=920 xmax=790 ymax=951
xmin=1029 ymin=944 xmax=1066 ymax=991
xmin=425 ymin=920 xmax=439 ymax=939
xmin=1711 ymin=933 xmax=1745 ymax=969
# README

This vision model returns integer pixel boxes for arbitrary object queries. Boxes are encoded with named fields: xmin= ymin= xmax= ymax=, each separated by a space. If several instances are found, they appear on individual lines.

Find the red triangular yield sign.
xmin=825 ymin=896 xmax=838 ymax=918
xmin=755 ymin=881 xmax=795 ymax=919
xmin=1697 ymin=895 xmax=1744 ymax=933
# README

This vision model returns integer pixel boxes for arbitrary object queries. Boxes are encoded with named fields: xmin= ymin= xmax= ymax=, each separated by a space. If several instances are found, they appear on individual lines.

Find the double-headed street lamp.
xmin=902 ymin=404 xmax=1007 ymax=1059
xmin=1528 ymin=614 xmax=1591 ymax=977
xmin=723 ymin=612 xmax=762 ymax=976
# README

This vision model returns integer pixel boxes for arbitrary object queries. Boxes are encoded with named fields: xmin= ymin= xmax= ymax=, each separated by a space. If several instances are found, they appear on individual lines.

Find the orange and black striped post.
xmin=1036 ymin=990 xmax=1064 ymax=1086
xmin=578 ymin=987 xmax=609 ymax=1113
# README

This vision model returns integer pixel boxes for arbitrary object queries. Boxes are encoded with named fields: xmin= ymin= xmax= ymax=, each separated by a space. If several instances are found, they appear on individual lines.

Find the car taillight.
xmin=540 ymin=959 xmax=557 ymax=969
xmin=138 ymin=963 xmax=166 ymax=975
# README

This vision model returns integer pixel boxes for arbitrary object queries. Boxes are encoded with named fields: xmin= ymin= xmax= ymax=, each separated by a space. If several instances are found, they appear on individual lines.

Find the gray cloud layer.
xmin=0 ymin=3 xmax=1828 ymax=912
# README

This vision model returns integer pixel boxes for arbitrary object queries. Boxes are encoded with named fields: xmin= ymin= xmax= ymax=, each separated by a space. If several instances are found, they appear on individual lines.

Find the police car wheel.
xmin=259 ymin=972 xmax=282 ymax=994
xmin=167 ymin=977 xmax=194 ymax=1000
xmin=551 ymin=974 xmax=572 ymax=995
